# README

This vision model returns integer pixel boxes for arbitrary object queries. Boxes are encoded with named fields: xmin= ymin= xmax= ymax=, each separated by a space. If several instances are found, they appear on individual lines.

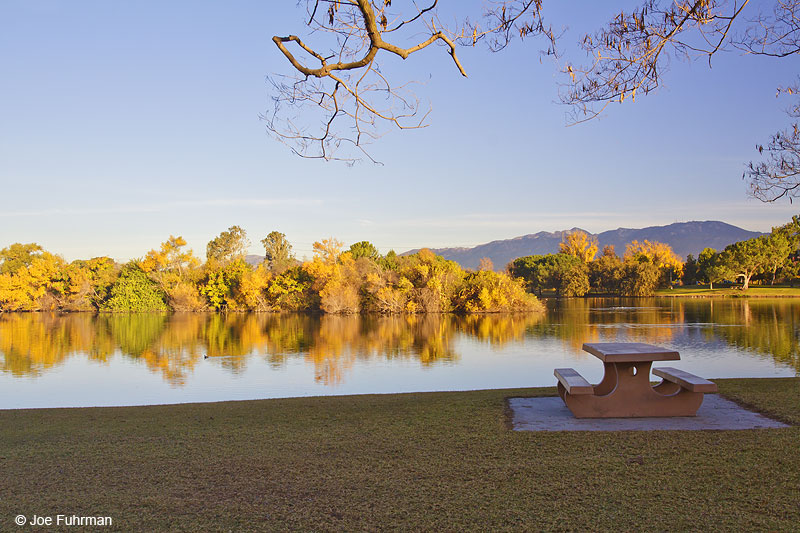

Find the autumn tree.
xmin=738 ymin=0 xmax=800 ymax=201
xmin=362 ymin=267 xmax=412 ymax=313
xmin=0 ymin=250 xmax=65 ymax=311
xmin=355 ymin=251 xmax=415 ymax=314
xmin=0 ymin=243 xmax=44 ymax=275
xmin=304 ymin=238 xmax=360 ymax=313
xmin=454 ymin=270 xmax=542 ymax=312
xmin=559 ymin=230 xmax=598 ymax=263
xmin=84 ymin=257 xmax=119 ymax=307
xmin=57 ymin=257 xmax=118 ymax=311
xmin=313 ymin=237 xmax=345 ymax=264
xmin=566 ymin=1 xmax=800 ymax=200
xmin=0 ymin=235 xmax=546 ymax=315
xmin=261 ymin=231 xmax=295 ymax=273
xmin=199 ymin=259 xmax=252 ymax=311
xmin=624 ymin=240 xmax=683 ymax=287
xmin=139 ymin=236 xmax=204 ymax=311
xmin=619 ymin=256 xmax=661 ymax=296
xmin=236 ymin=263 xmax=272 ymax=311
xmin=267 ymin=266 xmax=315 ymax=311
xmin=478 ymin=257 xmax=495 ymax=272
xmin=140 ymin=235 xmax=199 ymax=276
xmin=206 ymin=226 xmax=250 ymax=265
xmin=397 ymin=248 xmax=465 ymax=312
xmin=560 ymin=262 xmax=591 ymax=297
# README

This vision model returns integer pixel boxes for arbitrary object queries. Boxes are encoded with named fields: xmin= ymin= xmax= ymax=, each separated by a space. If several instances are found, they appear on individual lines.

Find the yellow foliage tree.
xmin=139 ymin=235 xmax=199 ymax=275
xmin=312 ymin=238 xmax=344 ymax=264
xmin=304 ymin=240 xmax=360 ymax=314
xmin=266 ymin=267 xmax=312 ymax=311
xmin=236 ymin=264 xmax=272 ymax=311
xmin=624 ymin=240 xmax=684 ymax=286
xmin=55 ymin=256 xmax=118 ymax=311
xmin=559 ymin=230 xmax=598 ymax=263
xmin=139 ymin=236 xmax=204 ymax=311
xmin=398 ymin=249 xmax=465 ymax=313
xmin=0 ymin=252 xmax=65 ymax=311
xmin=363 ymin=271 xmax=412 ymax=314
xmin=455 ymin=271 xmax=543 ymax=313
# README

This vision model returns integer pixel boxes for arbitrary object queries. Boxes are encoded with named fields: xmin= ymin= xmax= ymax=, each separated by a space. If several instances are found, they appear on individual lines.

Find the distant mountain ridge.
xmin=245 ymin=254 xmax=264 ymax=267
xmin=403 ymin=221 xmax=765 ymax=270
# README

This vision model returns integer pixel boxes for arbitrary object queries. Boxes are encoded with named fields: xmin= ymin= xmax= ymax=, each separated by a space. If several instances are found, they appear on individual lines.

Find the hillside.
xmin=245 ymin=254 xmax=264 ymax=267
xmin=403 ymin=221 xmax=765 ymax=270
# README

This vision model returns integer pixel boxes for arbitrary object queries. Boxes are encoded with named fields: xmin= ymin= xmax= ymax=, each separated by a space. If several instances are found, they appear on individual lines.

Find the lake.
xmin=1 ymin=298 xmax=797 ymax=409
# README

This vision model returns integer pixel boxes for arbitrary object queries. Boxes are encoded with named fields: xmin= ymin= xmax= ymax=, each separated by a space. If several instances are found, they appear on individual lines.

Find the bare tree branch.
xmin=746 ymin=83 xmax=800 ymax=201
xmin=734 ymin=0 xmax=800 ymax=57
xmin=267 ymin=0 xmax=553 ymax=162
xmin=560 ymin=1 xmax=752 ymax=123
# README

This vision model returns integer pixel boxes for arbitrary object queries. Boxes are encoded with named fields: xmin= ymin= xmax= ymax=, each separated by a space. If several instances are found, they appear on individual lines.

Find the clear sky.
xmin=1 ymin=0 xmax=798 ymax=262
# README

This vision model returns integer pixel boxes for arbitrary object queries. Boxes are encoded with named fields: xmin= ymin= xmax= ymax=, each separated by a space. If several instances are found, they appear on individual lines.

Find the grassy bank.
xmin=655 ymin=285 xmax=800 ymax=297
xmin=2 ymin=379 xmax=798 ymax=531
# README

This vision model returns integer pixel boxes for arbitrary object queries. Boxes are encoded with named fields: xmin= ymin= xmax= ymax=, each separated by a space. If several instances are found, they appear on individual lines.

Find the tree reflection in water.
xmin=532 ymin=298 xmax=688 ymax=351
xmin=1 ymin=299 xmax=797 ymax=386
xmin=533 ymin=298 xmax=800 ymax=371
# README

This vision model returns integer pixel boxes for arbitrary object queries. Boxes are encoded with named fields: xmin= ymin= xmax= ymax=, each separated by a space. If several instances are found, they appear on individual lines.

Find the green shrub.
xmin=101 ymin=264 xmax=168 ymax=312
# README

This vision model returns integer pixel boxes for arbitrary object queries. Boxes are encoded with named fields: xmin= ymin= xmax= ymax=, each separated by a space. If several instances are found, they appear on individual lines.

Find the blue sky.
xmin=1 ymin=0 xmax=798 ymax=261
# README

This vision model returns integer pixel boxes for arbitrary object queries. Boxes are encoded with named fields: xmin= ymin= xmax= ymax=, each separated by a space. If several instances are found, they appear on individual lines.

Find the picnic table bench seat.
xmin=554 ymin=368 xmax=594 ymax=395
xmin=653 ymin=367 xmax=718 ymax=393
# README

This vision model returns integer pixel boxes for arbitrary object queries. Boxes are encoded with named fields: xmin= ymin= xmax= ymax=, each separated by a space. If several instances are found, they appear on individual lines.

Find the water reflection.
xmin=0 ymin=312 xmax=543 ymax=386
xmin=533 ymin=298 xmax=799 ymax=371
xmin=1 ymin=298 xmax=798 ymax=389
xmin=533 ymin=298 xmax=691 ymax=349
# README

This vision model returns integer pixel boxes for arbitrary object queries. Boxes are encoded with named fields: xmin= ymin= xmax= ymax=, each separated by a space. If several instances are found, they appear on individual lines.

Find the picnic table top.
xmin=582 ymin=342 xmax=681 ymax=363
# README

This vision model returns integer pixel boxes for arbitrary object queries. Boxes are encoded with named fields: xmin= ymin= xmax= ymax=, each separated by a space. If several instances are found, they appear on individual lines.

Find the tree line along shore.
xmin=510 ymin=215 xmax=800 ymax=297
xmin=0 ymin=230 xmax=539 ymax=314
xmin=1 ymin=215 xmax=799 ymax=313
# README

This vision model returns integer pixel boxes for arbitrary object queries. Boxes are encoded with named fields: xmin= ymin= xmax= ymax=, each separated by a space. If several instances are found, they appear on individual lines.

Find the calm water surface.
xmin=1 ymin=298 xmax=797 ymax=409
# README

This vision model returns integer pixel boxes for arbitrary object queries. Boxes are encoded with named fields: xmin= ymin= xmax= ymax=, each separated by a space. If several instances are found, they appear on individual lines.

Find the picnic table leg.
xmin=592 ymin=362 xmax=619 ymax=396
xmin=652 ymin=379 xmax=681 ymax=395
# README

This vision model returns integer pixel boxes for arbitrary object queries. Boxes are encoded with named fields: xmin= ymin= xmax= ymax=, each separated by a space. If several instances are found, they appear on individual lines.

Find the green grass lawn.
xmin=656 ymin=285 xmax=800 ymax=297
xmin=2 ymin=379 xmax=798 ymax=531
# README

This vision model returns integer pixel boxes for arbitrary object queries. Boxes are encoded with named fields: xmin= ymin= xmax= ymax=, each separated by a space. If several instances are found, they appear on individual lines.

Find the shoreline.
xmin=0 ymin=377 xmax=795 ymax=413
xmin=654 ymin=293 xmax=800 ymax=298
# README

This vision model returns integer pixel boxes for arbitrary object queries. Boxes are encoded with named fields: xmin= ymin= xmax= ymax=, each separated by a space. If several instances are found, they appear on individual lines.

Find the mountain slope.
xmin=403 ymin=221 xmax=765 ymax=270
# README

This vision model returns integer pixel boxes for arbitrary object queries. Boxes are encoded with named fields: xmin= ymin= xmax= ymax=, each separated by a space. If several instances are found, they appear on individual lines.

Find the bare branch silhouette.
xmin=560 ymin=1 xmax=751 ymax=123
xmin=266 ymin=0 xmax=553 ymax=162
xmin=746 ymin=83 xmax=800 ymax=201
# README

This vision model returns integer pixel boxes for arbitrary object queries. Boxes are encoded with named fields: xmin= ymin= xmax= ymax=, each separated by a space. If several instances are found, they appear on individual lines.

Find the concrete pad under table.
xmin=509 ymin=394 xmax=789 ymax=432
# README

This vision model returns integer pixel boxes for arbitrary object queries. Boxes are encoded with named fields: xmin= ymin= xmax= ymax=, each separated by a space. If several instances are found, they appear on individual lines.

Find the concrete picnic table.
xmin=554 ymin=342 xmax=718 ymax=418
